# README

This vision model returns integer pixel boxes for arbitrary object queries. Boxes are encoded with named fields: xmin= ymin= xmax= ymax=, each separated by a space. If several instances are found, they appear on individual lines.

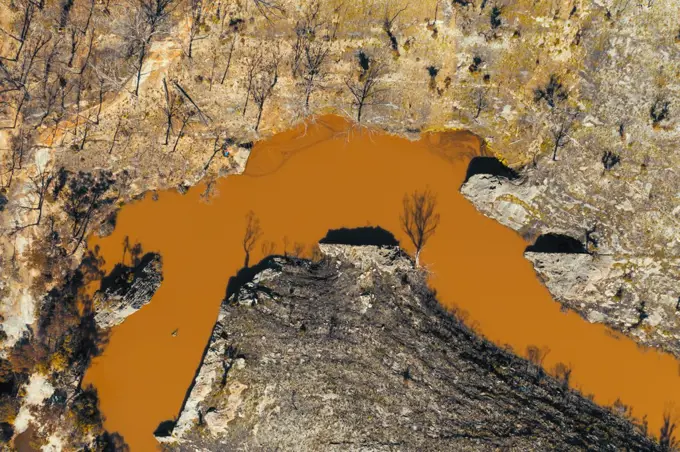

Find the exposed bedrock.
xmin=156 ymin=244 xmax=657 ymax=451
xmin=93 ymin=253 xmax=163 ymax=329
xmin=461 ymin=167 xmax=680 ymax=356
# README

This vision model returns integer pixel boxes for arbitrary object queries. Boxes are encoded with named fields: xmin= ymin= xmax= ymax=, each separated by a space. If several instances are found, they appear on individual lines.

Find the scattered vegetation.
xmin=534 ymin=74 xmax=568 ymax=109
xmin=650 ymin=96 xmax=670 ymax=127
xmin=490 ymin=5 xmax=502 ymax=29
xmin=469 ymin=56 xmax=483 ymax=73
xmin=602 ymin=150 xmax=621 ymax=171
xmin=426 ymin=65 xmax=439 ymax=90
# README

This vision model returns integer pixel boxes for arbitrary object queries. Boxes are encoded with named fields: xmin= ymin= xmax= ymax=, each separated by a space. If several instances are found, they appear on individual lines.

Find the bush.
xmin=650 ymin=97 xmax=670 ymax=126
xmin=534 ymin=74 xmax=568 ymax=108
xmin=490 ymin=6 xmax=502 ymax=29
xmin=70 ymin=386 xmax=103 ymax=436
xmin=602 ymin=151 xmax=621 ymax=170
xmin=0 ymin=395 xmax=20 ymax=424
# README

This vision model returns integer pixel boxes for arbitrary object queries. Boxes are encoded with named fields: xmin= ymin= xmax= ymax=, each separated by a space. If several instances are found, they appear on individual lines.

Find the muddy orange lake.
xmin=84 ymin=116 xmax=680 ymax=451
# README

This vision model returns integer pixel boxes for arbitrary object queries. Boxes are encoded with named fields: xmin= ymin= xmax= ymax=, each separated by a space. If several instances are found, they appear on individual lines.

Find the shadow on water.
xmin=153 ymin=420 xmax=176 ymax=438
xmin=319 ymin=226 xmax=399 ymax=247
xmin=525 ymin=233 xmax=588 ymax=254
xmin=99 ymin=252 xmax=160 ymax=294
xmin=464 ymin=156 xmax=520 ymax=183
xmin=224 ymin=256 xmax=283 ymax=302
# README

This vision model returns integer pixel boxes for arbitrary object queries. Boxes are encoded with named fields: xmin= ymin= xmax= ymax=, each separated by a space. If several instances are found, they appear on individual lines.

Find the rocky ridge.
xmin=462 ymin=171 xmax=680 ymax=356
xmin=156 ymin=244 xmax=657 ymax=451
xmin=93 ymin=253 xmax=163 ymax=329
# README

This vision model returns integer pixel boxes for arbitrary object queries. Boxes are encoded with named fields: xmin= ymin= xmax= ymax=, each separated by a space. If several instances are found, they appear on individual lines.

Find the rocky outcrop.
xmin=93 ymin=253 xmax=163 ymax=329
xmin=460 ymin=173 xmax=545 ymax=238
xmin=462 ymin=170 xmax=680 ymax=356
xmin=157 ymin=245 xmax=657 ymax=451
xmin=525 ymin=252 xmax=680 ymax=354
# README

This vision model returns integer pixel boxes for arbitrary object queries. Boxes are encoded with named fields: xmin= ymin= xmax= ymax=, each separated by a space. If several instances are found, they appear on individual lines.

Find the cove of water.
xmin=84 ymin=116 xmax=680 ymax=451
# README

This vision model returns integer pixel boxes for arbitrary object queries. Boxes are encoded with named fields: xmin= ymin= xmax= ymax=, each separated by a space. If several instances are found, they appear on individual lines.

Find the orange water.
xmin=84 ymin=116 xmax=680 ymax=450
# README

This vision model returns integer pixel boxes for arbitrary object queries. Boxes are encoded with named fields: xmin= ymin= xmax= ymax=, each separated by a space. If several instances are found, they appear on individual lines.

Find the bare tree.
xmin=383 ymin=5 xmax=407 ymax=55
xmin=109 ymin=117 xmax=123 ymax=154
xmin=345 ymin=51 xmax=387 ymax=123
xmin=62 ymin=170 xmax=115 ymax=254
xmin=173 ymin=80 xmax=210 ymax=124
xmin=187 ymin=0 xmax=204 ymax=58
xmin=204 ymin=131 xmax=231 ymax=172
xmin=300 ymin=39 xmax=329 ymax=110
xmin=291 ymin=1 xmax=322 ymax=77
xmin=162 ymin=77 xmax=180 ymax=144
xmin=170 ymin=109 xmax=194 ymax=153
xmin=219 ymin=33 xmax=238 ymax=85
xmin=243 ymin=210 xmax=263 ymax=267
xmin=0 ymin=1 xmax=35 ymax=62
xmin=288 ymin=1 xmax=330 ymax=110
xmin=2 ymin=132 xmax=28 ymax=188
xmin=251 ymin=58 xmax=279 ymax=131
xmin=252 ymin=0 xmax=285 ymax=22
xmin=473 ymin=86 xmax=489 ymax=119
xmin=242 ymin=51 xmax=264 ymax=117
xmin=131 ymin=0 xmax=176 ymax=96
xmin=13 ymin=165 xmax=53 ymax=233
xmin=291 ymin=242 xmax=304 ymax=258
xmin=77 ymin=115 xmax=94 ymax=151
xmin=550 ymin=109 xmax=578 ymax=161
xmin=525 ymin=345 xmax=551 ymax=381
xmin=400 ymin=188 xmax=440 ymax=267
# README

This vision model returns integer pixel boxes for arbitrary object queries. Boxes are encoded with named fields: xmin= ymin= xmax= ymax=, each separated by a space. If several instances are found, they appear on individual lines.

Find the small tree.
xmin=400 ymin=188 xmax=440 ymax=267
xmin=61 ymin=170 xmax=115 ymax=253
xmin=345 ymin=51 xmax=386 ymax=123
xmin=473 ymin=86 xmax=489 ymax=119
xmin=187 ymin=0 xmax=203 ymax=58
xmin=242 ymin=51 xmax=264 ymax=117
xmin=251 ymin=59 xmax=279 ymax=131
xmin=550 ymin=109 xmax=578 ymax=161
xmin=300 ymin=40 xmax=329 ymax=110
xmin=162 ymin=77 xmax=180 ymax=145
xmin=130 ymin=0 xmax=176 ymax=96
xmin=13 ymin=165 xmax=53 ymax=233
xmin=383 ymin=5 xmax=407 ymax=54
xmin=219 ymin=33 xmax=238 ymax=85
